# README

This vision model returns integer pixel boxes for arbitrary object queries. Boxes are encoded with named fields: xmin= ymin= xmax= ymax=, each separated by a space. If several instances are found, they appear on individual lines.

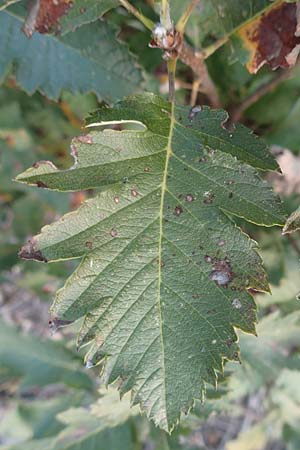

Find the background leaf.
xmin=0 ymin=9 xmax=143 ymax=101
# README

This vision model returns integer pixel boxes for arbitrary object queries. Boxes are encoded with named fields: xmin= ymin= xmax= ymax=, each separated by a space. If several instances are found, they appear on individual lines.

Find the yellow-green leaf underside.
xmin=17 ymin=94 xmax=285 ymax=431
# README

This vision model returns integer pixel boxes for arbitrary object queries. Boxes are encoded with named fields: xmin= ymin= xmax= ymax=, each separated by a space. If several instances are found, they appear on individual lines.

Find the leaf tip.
xmin=18 ymin=238 xmax=47 ymax=263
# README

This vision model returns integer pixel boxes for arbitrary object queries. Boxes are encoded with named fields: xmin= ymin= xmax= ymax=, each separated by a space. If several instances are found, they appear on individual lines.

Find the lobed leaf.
xmin=0 ymin=9 xmax=143 ymax=101
xmin=17 ymin=93 xmax=285 ymax=431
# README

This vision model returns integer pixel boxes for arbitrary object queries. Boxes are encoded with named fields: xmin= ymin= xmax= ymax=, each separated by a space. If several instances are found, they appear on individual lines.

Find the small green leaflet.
xmin=0 ymin=10 xmax=142 ymax=101
xmin=17 ymin=93 xmax=285 ymax=431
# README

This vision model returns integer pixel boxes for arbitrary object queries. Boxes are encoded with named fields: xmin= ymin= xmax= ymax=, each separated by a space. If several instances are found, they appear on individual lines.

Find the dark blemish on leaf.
xmin=199 ymin=156 xmax=208 ymax=163
xmin=123 ymin=177 xmax=129 ymax=183
xmin=75 ymin=135 xmax=93 ymax=144
xmin=36 ymin=181 xmax=48 ymax=188
xmin=131 ymin=188 xmax=139 ymax=197
xmin=221 ymin=116 xmax=236 ymax=133
xmin=160 ymin=260 xmax=165 ymax=268
xmin=32 ymin=160 xmax=56 ymax=169
xmin=228 ymin=192 xmax=233 ymax=199
xmin=18 ymin=238 xmax=48 ymax=262
xmin=80 ymin=7 xmax=86 ymax=14
xmin=185 ymin=194 xmax=194 ymax=202
xmin=110 ymin=229 xmax=118 ymax=237
xmin=23 ymin=0 xmax=74 ymax=37
xmin=233 ymin=351 xmax=241 ymax=363
xmin=114 ymin=196 xmax=120 ymax=204
xmin=188 ymin=105 xmax=202 ymax=120
xmin=85 ymin=241 xmax=93 ymax=249
xmin=49 ymin=318 xmax=73 ymax=334
xmin=174 ymin=206 xmax=183 ymax=216
xmin=192 ymin=293 xmax=201 ymax=299
xmin=203 ymin=191 xmax=215 ymax=204
xmin=209 ymin=258 xmax=233 ymax=287
xmin=226 ymin=339 xmax=233 ymax=347
xmin=144 ymin=167 xmax=150 ymax=172
xmin=225 ymin=180 xmax=235 ymax=185
xmin=232 ymin=298 xmax=242 ymax=309
xmin=205 ymin=255 xmax=212 ymax=263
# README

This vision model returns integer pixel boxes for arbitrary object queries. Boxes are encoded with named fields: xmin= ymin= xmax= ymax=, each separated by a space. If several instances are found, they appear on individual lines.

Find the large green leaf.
xmin=0 ymin=9 xmax=142 ymax=101
xmin=17 ymin=93 xmax=285 ymax=431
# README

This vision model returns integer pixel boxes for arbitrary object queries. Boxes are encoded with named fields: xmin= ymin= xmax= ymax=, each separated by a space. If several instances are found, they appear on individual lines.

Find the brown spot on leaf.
xmin=85 ymin=241 xmax=93 ymax=249
xmin=19 ymin=238 xmax=47 ymax=262
xmin=32 ymin=160 xmax=56 ymax=169
xmin=203 ymin=191 xmax=215 ymax=204
xmin=36 ymin=181 xmax=47 ymax=188
xmin=131 ymin=188 xmax=139 ymax=197
xmin=23 ymin=0 xmax=74 ymax=37
xmin=75 ymin=135 xmax=93 ymax=144
xmin=174 ymin=206 xmax=183 ymax=216
xmin=209 ymin=258 xmax=233 ymax=287
xmin=239 ymin=2 xmax=300 ymax=73
xmin=110 ymin=229 xmax=118 ymax=237
xmin=49 ymin=317 xmax=73 ymax=333
xmin=185 ymin=194 xmax=195 ymax=202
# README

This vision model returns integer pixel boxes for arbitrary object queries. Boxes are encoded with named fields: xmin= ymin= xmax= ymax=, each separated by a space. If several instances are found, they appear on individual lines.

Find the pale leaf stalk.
xmin=176 ymin=0 xmax=199 ymax=33
xmin=167 ymin=58 xmax=177 ymax=103
xmin=160 ymin=0 xmax=173 ymax=30
xmin=119 ymin=0 xmax=154 ymax=30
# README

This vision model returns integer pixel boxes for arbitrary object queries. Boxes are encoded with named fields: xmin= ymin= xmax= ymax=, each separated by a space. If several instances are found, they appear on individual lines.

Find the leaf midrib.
xmin=156 ymin=101 xmax=176 ymax=427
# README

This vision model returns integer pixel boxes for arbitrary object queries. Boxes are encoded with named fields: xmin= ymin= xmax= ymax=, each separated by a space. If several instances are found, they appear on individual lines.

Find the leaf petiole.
xmin=119 ymin=0 xmax=154 ymax=31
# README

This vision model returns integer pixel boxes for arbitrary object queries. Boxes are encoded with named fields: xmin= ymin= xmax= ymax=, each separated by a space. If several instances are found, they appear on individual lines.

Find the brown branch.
xmin=230 ymin=69 xmax=293 ymax=123
xmin=178 ymin=41 xmax=221 ymax=107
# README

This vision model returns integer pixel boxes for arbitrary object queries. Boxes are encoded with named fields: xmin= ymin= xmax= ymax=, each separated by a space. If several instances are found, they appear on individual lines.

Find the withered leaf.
xmin=239 ymin=2 xmax=300 ymax=74
xmin=23 ymin=0 xmax=73 ymax=37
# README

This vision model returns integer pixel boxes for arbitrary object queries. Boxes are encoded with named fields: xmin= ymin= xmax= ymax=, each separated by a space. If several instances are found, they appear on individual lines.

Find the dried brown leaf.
xmin=23 ymin=0 xmax=73 ymax=37
xmin=239 ymin=2 xmax=300 ymax=74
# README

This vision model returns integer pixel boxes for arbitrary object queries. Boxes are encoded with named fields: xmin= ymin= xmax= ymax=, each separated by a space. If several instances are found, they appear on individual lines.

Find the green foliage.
xmin=0 ymin=0 xmax=299 ymax=447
